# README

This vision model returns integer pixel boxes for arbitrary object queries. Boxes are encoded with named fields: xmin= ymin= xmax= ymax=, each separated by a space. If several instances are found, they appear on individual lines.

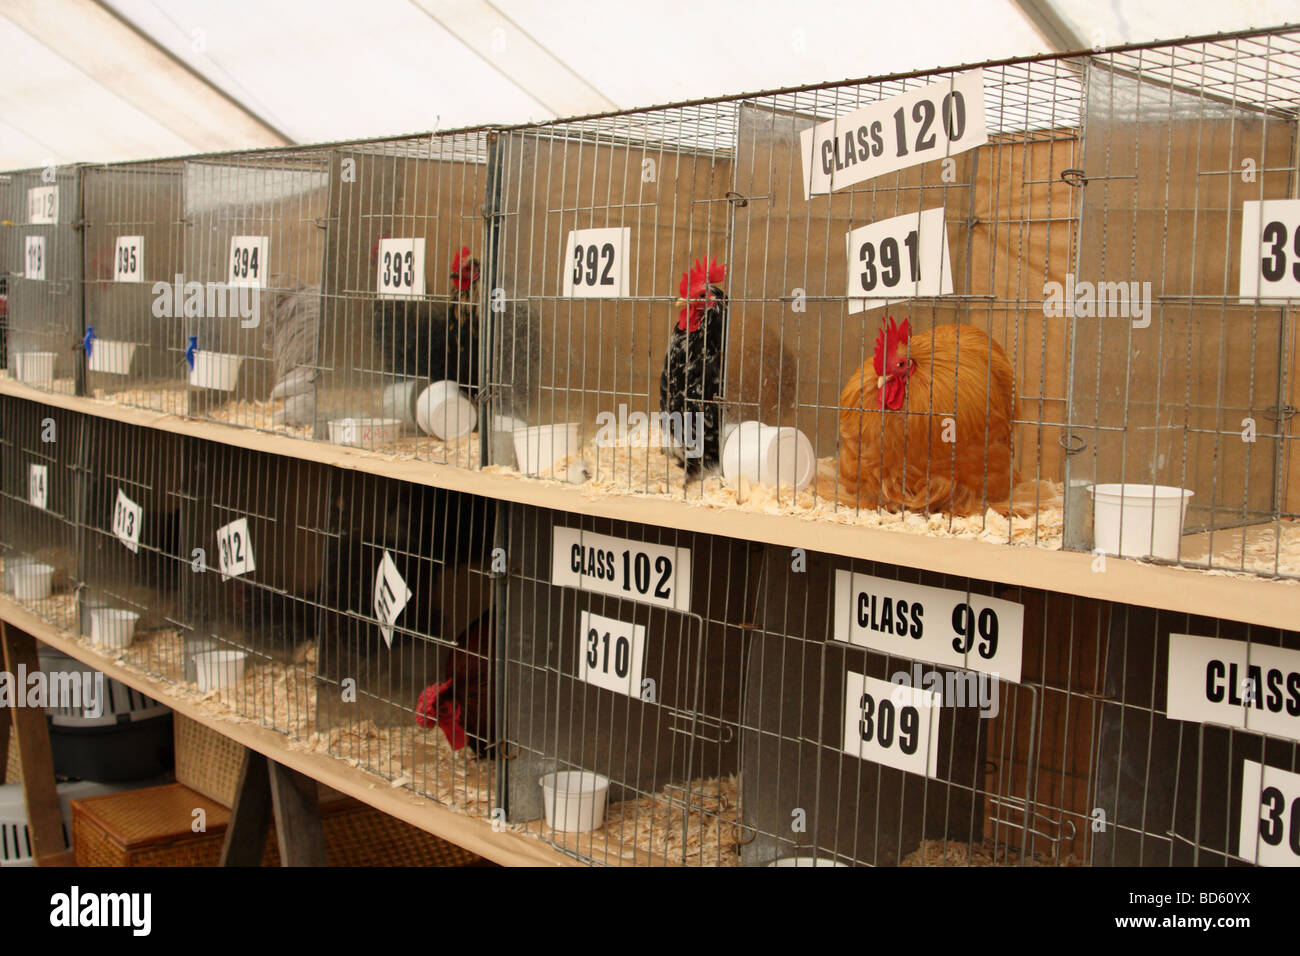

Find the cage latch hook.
xmin=1057 ymin=433 xmax=1087 ymax=455
xmin=724 ymin=191 xmax=749 ymax=208
xmin=1060 ymin=168 xmax=1087 ymax=188
xmin=1262 ymin=404 xmax=1297 ymax=424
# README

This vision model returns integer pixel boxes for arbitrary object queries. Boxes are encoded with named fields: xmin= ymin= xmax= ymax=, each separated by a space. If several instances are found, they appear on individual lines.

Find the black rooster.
xmin=659 ymin=258 xmax=727 ymax=474
xmin=371 ymin=245 xmax=481 ymax=388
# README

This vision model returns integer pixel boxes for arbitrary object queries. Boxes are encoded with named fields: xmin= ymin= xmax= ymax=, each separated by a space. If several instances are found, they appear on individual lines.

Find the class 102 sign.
xmin=1166 ymin=633 xmax=1300 ymax=742
xmin=551 ymin=527 xmax=691 ymax=613
xmin=831 ymin=570 xmax=1023 ymax=683
xmin=799 ymin=71 xmax=987 ymax=198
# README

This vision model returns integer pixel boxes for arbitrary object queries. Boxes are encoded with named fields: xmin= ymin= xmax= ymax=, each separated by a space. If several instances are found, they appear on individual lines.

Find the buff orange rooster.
xmin=838 ymin=316 xmax=1039 ymax=517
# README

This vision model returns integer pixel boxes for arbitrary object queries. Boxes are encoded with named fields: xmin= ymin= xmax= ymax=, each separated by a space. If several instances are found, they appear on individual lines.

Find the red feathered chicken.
xmin=415 ymin=613 xmax=494 ymax=758
xmin=838 ymin=317 xmax=1027 ymax=517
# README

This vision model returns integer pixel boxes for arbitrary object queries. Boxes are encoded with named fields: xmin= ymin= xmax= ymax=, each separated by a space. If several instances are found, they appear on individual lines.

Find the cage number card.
xmin=562 ymin=227 xmax=631 ymax=298
xmin=112 ymin=489 xmax=143 ymax=554
xmin=374 ymin=551 xmax=411 ymax=648
xmin=577 ymin=609 xmax=646 ymax=697
xmin=27 ymin=185 xmax=58 ymax=224
xmin=832 ymin=569 xmax=1023 ymax=683
xmin=114 ymin=236 xmax=144 ymax=282
xmin=1166 ymin=633 xmax=1300 ymax=744
xmin=801 ymin=71 xmax=986 ymax=198
xmin=29 ymin=464 xmax=48 ymax=510
xmin=845 ymin=207 xmax=952 ymax=313
xmin=1239 ymin=760 xmax=1300 ymax=867
xmin=842 ymin=671 xmax=941 ymax=777
xmin=376 ymin=237 xmax=425 ymax=298
xmin=215 ymin=517 xmax=255 ymax=581
xmin=552 ymin=527 xmax=691 ymax=612
xmin=25 ymin=236 xmax=45 ymax=281
xmin=1240 ymin=199 xmax=1300 ymax=301
xmin=228 ymin=236 xmax=269 ymax=288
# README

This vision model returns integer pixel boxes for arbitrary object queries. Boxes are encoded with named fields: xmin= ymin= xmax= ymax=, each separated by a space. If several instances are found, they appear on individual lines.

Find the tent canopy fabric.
xmin=2 ymin=0 xmax=1300 ymax=170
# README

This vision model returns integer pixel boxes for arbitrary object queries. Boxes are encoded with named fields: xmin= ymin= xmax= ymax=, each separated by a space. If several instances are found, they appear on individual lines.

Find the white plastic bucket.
xmin=416 ymin=381 xmax=477 ymax=440
xmin=13 ymin=352 xmax=55 ymax=386
xmin=87 ymin=340 xmax=136 ymax=375
xmin=194 ymin=650 xmax=247 ymax=692
xmin=90 ymin=608 xmax=141 ymax=650
xmin=538 ymin=771 xmax=610 ymax=832
xmin=721 ymin=421 xmax=816 ymax=491
xmin=3 ymin=556 xmax=31 ymax=594
xmin=12 ymin=562 xmax=54 ymax=600
xmin=188 ymin=351 xmax=243 ymax=391
xmin=1089 ymin=483 xmax=1194 ymax=561
xmin=514 ymin=423 xmax=582 ymax=477
xmin=767 ymin=856 xmax=849 ymax=867
xmin=328 ymin=417 xmax=402 ymax=447
xmin=379 ymin=380 xmax=421 ymax=427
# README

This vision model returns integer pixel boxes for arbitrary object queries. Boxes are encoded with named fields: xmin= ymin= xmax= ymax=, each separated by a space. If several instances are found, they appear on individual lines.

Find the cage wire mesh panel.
xmin=491 ymin=109 xmax=732 ymax=485
xmin=314 ymin=472 xmax=496 ymax=811
xmin=181 ymin=152 xmax=330 ymax=434
xmin=317 ymin=133 xmax=490 ymax=463
xmin=1065 ymin=36 xmax=1300 ymax=577
xmin=81 ymin=163 xmax=185 ymax=407
xmin=503 ymin=506 xmax=753 ymax=865
xmin=5 ymin=167 xmax=84 ymax=394
xmin=0 ymin=398 xmax=83 ymax=631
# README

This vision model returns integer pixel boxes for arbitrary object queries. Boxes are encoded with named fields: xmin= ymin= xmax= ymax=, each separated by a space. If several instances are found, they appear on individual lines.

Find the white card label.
xmin=577 ymin=610 xmax=646 ymax=697
xmin=27 ymin=186 xmax=57 ymax=225
xmin=801 ymin=71 xmax=987 ymax=198
xmin=562 ymin=227 xmax=631 ymax=298
xmin=114 ymin=236 xmax=144 ymax=282
xmin=832 ymin=569 xmax=1023 ymax=683
xmin=228 ymin=236 xmax=269 ymax=288
xmin=376 ymin=238 xmax=425 ymax=298
xmin=373 ymin=551 xmax=412 ymax=648
xmin=1240 ymin=199 xmax=1300 ymax=301
xmin=1166 ymin=633 xmax=1300 ymax=743
xmin=842 ymin=671 xmax=941 ymax=777
xmin=1239 ymin=760 xmax=1300 ymax=867
xmin=846 ymin=207 xmax=952 ymax=313
xmin=28 ymin=464 xmax=48 ymax=509
xmin=215 ymin=517 xmax=255 ymax=581
xmin=551 ymin=527 xmax=691 ymax=612
xmin=24 ymin=236 xmax=46 ymax=280
xmin=112 ymin=489 xmax=143 ymax=554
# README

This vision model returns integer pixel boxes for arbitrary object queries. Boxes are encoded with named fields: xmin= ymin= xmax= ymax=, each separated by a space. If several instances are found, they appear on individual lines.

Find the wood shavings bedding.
xmin=901 ymin=838 xmax=1081 ymax=867
xmin=533 ymin=775 xmax=744 ymax=867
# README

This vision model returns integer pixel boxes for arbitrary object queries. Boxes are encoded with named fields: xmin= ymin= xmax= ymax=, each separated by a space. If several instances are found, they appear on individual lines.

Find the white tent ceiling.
xmin=3 ymin=0 xmax=1300 ymax=171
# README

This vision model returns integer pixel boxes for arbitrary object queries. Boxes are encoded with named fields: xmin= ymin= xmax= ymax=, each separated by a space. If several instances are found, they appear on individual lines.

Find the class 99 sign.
xmin=842 ymin=671 xmax=941 ymax=778
xmin=832 ymin=569 xmax=1023 ymax=683
xmin=561 ymin=227 xmax=630 ymax=299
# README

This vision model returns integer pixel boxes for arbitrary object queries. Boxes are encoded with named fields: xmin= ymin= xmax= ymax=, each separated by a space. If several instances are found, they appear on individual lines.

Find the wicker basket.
xmin=173 ymin=714 xmax=344 ymax=807
xmin=71 ymin=783 xmax=485 ymax=867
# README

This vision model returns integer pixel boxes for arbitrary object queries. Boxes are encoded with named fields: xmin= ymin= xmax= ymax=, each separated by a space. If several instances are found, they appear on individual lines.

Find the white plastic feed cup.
xmin=328 ymin=417 xmax=402 ymax=446
xmin=380 ymin=380 xmax=421 ymax=427
xmin=91 ymin=608 xmax=141 ymax=650
xmin=194 ymin=650 xmax=248 ymax=693
xmin=538 ymin=771 xmax=610 ymax=833
xmin=513 ymin=423 xmax=582 ymax=477
xmin=721 ymin=421 xmax=816 ymax=491
xmin=416 ymin=381 xmax=477 ymax=440
xmin=15 ymin=352 xmax=55 ymax=386
xmin=767 ymin=857 xmax=849 ymax=867
xmin=88 ymin=340 xmax=136 ymax=375
xmin=1089 ymin=483 xmax=1194 ymax=561
xmin=12 ymin=561 xmax=54 ymax=601
xmin=188 ymin=352 xmax=243 ymax=391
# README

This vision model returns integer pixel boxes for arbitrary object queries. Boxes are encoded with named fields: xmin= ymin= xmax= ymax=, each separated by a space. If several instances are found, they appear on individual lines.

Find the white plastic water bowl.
xmin=416 ymin=381 xmax=477 ymax=440
xmin=13 ymin=352 xmax=55 ymax=386
xmin=767 ymin=856 xmax=850 ymax=867
xmin=90 ymin=608 xmax=141 ymax=650
xmin=194 ymin=650 xmax=248 ymax=693
xmin=11 ymin=561 xmax=54 ymax=601
xmin=538 ymin=771 xmax=610 ymax=833
xmin=513 ymin=423 xmax=582 ymax=477
xmin=87 ymin=340 xmax=137 ymax=375
xmin=188 ymin=351 xmax=243 ymax=391
xmin=328 ymin=417 xmax=403 ymax=447
xmin=1089 ymin=483 xmax=1194 ymax=561
xmin=721 ymin=421 xmax=816 ymax=491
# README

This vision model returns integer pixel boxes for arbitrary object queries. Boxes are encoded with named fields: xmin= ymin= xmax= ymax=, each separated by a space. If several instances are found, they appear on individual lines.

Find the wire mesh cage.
xmin=0 ymin=399 xmax=83 ymax=631
xmin=81 ymin=162 xmax=185 ymax=405
xmin=4 ymin=166 xmax=84 ymax=394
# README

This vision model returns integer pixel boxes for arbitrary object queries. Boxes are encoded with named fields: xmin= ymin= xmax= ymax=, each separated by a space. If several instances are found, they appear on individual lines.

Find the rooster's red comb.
xmin=451 ymin=245 xmax=473 ymax=272
xmin=872 ymin=316 xmax=912 ymax=375
xmin=678 ymin=257 xmax=726 ymax=298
